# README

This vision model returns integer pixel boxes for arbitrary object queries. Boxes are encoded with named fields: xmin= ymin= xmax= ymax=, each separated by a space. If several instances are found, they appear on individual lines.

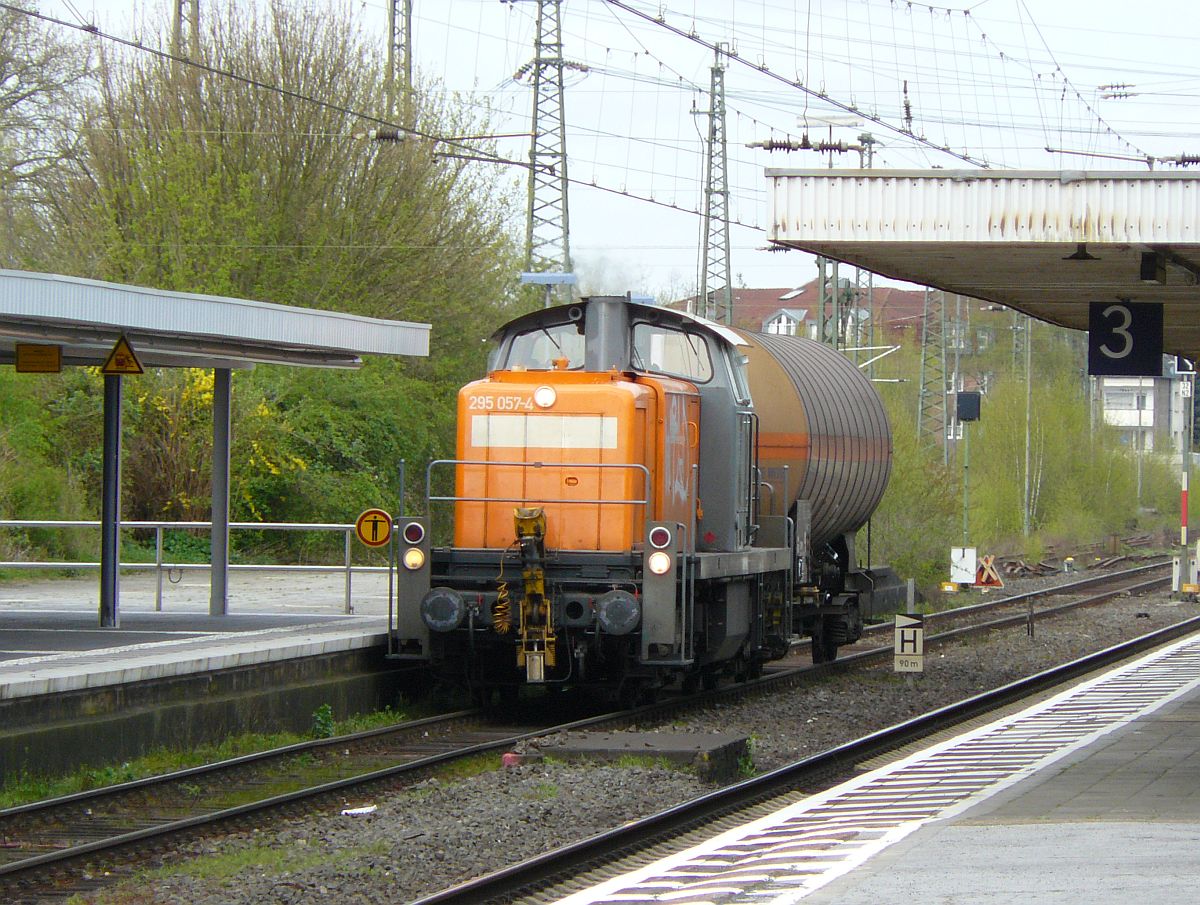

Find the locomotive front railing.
xmin=424 ymin=459 xmax=652 ymax=514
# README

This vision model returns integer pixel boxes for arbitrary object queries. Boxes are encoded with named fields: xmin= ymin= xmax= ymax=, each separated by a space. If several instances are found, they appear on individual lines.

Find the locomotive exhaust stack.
xmin=389 ymin=295 xmax=899 ymax=704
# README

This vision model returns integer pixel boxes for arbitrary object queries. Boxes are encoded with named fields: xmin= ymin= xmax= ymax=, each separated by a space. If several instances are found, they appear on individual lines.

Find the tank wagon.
xmin=389 ymin=296 xmax=899 ymax=703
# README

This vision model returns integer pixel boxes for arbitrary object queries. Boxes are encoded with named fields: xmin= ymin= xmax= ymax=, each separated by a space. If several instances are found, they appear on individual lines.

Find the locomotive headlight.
xmin=647 ymin=550 xmax=673 ymax=575
xmin=533 ymin=385 xmax=557 ymax=408
xmin=403 ymin=547 xmax=426 ymax=570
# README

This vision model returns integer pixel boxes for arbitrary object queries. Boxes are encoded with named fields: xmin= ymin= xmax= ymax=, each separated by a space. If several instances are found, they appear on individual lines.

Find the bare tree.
xmin=0 ymin=2 xmax=90 ymax=265
xmin=46 ymin=0 xmax=522 ymax=345
xmin=30 ymin=0 xmax=527 ymax=523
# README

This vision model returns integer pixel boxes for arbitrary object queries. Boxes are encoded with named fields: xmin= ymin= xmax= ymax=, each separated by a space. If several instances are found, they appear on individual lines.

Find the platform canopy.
xmin=0 ymin=269 xmax=429 ymax=368
xmin=0 ymin=269 xmax=431 ymax=627
xmin=766 ymin=169 xmax=1200 ymax=362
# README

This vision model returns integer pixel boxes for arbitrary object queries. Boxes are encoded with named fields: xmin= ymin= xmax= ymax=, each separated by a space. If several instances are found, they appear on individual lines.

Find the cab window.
xmin=728 ymin=350 xmax=752 ymax=404
xmin=631 ymin=323 xmax=713 ymax=382
xmin=505 ymin=322 xmax=585 ymax=370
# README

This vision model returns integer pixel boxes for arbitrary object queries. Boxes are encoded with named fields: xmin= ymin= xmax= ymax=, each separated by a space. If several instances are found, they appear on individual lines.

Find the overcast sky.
xmin=39 ymin=1 xmax=1200 ymax=296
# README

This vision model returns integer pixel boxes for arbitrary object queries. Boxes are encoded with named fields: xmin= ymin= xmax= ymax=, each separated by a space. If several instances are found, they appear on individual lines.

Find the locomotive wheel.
xmin=811 ymin=626 xmax=839 ymax=664
xmin=497 ymin=684 xmax=519 ymax=705
xmin=470 ymin=685 xmax=493 ymax=708
xmin=614 ymin=680 xmax=642 ymax=709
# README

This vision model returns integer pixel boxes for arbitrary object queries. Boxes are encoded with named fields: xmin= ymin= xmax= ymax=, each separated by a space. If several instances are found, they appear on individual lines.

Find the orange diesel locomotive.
xmin=390 ymin=296 xmax=897 ymax=703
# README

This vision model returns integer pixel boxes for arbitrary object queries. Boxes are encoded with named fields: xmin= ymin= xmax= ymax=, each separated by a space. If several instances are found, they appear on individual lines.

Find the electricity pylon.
xmin=386 ymin=0 xmax=414 ymax=125
xmin=171 ymin=0 xmax=199 ymax=58
xmin=697 ymin=45 xmax=733 ymax=324
xmin=917 ymin=288 xmax=949 ymax=464
xmin=517 ymin=0 xmax=573 ymax=296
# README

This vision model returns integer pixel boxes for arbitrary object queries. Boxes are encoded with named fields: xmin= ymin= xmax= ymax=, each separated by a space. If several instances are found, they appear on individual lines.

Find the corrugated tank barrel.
xmin=735 ymin=330 xmax=892 ymax=548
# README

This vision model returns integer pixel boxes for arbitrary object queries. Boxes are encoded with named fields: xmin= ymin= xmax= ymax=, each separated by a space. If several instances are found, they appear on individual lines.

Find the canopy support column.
xmin=99 ymin=374 xmax=122 ymax=628
xmin=210 ymin=368 xmax=232 ymax=616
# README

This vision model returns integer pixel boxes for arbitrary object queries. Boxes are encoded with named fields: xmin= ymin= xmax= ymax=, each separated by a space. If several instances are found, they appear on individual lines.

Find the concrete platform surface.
xmin=0 ymin=571 xmax=392 ymax=700
xmin=800 ymin=687 xmax=1200 ymax=905
xmin=552 ymin=633 xmax=1200 ymax=905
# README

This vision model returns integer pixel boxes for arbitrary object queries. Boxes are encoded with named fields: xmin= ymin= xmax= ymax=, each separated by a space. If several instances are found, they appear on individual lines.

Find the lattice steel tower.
xmin=386 ymin=0 xmax=414 ymax=124
xmin=518 ymin=0 xmax=573 ymax=287
xmin=697 ymin=45 xmax=733 ymax=324
xmin=171 ymin=0 xmax=199 ymax=58
xmin=917 ymin=288 xmax=949 ymax=464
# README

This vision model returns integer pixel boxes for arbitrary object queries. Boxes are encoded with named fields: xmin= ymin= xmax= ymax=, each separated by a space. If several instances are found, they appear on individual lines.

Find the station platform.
xmin=557 ymin=633 xmax=1200 ymax=905
xmin=0 ymin=571 xmax=391 ymax=701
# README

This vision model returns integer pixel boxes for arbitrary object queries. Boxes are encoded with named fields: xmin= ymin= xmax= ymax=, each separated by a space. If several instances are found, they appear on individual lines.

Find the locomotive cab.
xmin=389 ymin=295 xmax=895 ymax=704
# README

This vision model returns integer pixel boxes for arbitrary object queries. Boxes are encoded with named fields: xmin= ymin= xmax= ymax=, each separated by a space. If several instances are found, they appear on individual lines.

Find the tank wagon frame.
xmin=389 ymin=296 xmax=901 ymax=704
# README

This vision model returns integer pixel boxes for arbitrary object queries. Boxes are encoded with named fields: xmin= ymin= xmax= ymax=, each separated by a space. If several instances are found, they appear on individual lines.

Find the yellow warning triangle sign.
xmin=101 ymin=335 xmax=144 ymax=375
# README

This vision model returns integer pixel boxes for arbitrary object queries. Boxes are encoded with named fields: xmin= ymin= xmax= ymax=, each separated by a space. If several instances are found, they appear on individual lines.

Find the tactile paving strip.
xmin=552 ymin=635 xmax=1200 ymax=904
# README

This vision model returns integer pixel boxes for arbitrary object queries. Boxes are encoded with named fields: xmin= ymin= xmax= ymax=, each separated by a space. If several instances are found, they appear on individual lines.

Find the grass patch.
xmin=75 ymin=837 xmax=392 ymax=903
xmin=430 ymin=752 xmax=502 ymax=783
xmin=159 ymin=837 xmax=390 ymax=883
xmin=523 ymin=781 xmax=559 ymax=801
xmin=0 ymin=707 xmax=411 ymax=810
xmin=612 ymin=754 xmax=681 ymax=772
xmin=737 ymin=737 xmax=756 ymax=778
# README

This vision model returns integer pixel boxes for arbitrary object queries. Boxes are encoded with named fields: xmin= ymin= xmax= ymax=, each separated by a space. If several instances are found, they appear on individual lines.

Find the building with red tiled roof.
xmin=675 ymin=278 xmax=929 ymax=337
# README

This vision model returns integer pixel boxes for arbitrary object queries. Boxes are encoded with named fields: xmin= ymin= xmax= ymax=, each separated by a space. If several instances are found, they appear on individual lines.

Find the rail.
xmin=0 ymin=519 xmax=386 ymax=614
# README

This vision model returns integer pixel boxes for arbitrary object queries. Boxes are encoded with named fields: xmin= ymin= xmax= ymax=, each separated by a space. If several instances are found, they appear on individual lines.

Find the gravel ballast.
xmin=79 ymin=588 xmax=1197 ymax=905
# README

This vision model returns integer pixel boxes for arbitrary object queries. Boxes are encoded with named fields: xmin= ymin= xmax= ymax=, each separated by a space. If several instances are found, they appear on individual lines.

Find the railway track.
xmin=857 ymin=557 xmax=1171 ymax=640
xmin=411 ymin=576 xmax=1198 ymax=905
xmin=0 ymin=705 xmax=594 ymax=901
xmin=0 ymin=560 xmax=1176 ymax=901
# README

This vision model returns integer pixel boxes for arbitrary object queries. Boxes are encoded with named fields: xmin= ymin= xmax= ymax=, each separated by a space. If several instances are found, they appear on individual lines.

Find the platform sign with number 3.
xmin=1088 ymin=301 xmax=1163 ymax=376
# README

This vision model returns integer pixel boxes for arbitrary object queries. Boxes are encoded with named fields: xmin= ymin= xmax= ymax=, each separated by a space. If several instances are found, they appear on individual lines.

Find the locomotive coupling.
xmin=514 ymin=507 xmax=556 ymax=679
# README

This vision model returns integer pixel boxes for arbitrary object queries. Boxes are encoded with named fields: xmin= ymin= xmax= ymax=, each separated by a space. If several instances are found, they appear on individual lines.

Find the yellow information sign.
xmin=355 ymin=508 xmax=393 ymax=547
xmin=15 ymin=344 xmax=62 ymax=373
xmin=101 ymin=335 xmax=144 ymax=375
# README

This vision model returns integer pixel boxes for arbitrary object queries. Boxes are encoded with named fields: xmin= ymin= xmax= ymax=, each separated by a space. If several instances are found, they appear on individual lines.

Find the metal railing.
xmin=0 ymin=520 xmax=388 ymax=614
xmin=426 ymin=459 xmax=652 ymax=512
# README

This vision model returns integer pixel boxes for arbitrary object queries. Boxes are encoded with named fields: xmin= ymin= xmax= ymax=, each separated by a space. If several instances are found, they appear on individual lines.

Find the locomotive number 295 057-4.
xmin=467 ymin=394 xmax=534 ymax=411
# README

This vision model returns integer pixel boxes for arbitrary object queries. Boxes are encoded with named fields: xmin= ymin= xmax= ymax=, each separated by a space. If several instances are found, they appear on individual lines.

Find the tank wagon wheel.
xmin=682 ymin=672 xmax=701 ymax=695
xmin=701 ymin=670 xmax=721 ymax=692
xmin=733 ymin=652 xmax=764 ymax=682
xmin=614 ymin=679 xmax=642 ymax=710
xmin=471 ymin=684 xmax=496 ymax=708
xmin=811 ymin=623 xmax=839 ymax=664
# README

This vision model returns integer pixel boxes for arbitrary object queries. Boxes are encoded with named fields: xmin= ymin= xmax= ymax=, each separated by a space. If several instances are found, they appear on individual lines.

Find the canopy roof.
xmin=0 ymin=270 xmax=430 ymax=369
xmin=766 ymin=169 xmax=1200 ymax=361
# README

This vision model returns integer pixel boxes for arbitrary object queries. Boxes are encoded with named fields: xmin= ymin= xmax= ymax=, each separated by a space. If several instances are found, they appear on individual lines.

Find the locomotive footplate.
xmin=694 ymin=548 xmax=792 ymax=579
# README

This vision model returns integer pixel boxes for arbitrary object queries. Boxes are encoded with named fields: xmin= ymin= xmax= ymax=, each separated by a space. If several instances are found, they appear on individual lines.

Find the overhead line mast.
xmin=697 ymin=44 xmax=733 ymax=325
xmin=917 ymin=288 xmax=949 ymax=464
xmin=386 ymin=0 xmax=414 ymax=126
xmin=514 ymin=0 xmax=575 ymax=299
